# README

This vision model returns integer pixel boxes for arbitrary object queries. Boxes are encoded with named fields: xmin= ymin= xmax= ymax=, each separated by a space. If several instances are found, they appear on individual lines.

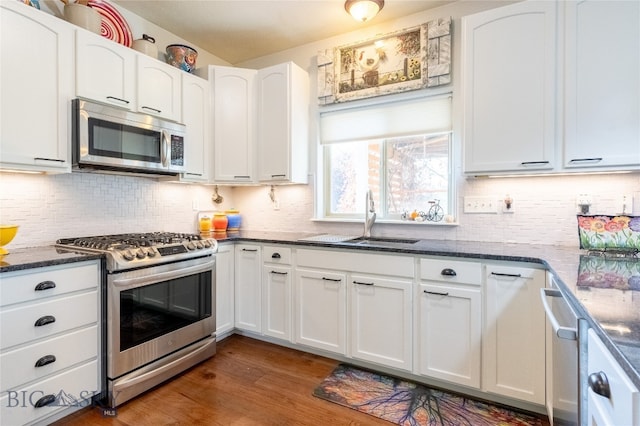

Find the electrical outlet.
xmin=192 ymin=200 xmax=199 ymax=211
xmin=617 ymin=193 xmax=634 ymax=215
xmin=576 ymin=194 xmax=592 ymax=214
xmin=463 ymin=196 xmax=498 ymax=214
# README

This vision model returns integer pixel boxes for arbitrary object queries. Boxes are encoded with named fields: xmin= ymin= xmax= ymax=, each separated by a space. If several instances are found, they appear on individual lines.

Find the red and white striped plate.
xmin=87 ymin=0 xmax=132 ymax=47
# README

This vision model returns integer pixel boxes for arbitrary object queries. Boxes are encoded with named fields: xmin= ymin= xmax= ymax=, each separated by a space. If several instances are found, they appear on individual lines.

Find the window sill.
xmin=311 ymin=217 xmax=459 ymax=226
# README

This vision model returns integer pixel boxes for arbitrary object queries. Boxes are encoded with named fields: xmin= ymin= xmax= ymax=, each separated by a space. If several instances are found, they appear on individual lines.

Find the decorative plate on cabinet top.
xmin=87 ymin=0 xmax=132 ymax=47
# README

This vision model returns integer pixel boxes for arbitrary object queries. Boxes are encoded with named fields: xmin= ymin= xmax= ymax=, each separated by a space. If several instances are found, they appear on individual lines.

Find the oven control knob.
xmin=146 ymin=248 xmax=157 ymax=257
xmin=202 ymin=240 xmax=212 ymax=248
xmin=186 ymin=242 xmax=196 ymax=250
xmin=122 ymin=249 xmax=135 ymax=261
xmin=136 ymin=249 xmax=147 ymax=259
xmin=195 ymin=241 xmax=203 ymax=249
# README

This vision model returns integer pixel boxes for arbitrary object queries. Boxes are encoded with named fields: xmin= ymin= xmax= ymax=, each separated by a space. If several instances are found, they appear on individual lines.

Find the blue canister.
xmin=225 ymin=209 xmax=241 ymax=231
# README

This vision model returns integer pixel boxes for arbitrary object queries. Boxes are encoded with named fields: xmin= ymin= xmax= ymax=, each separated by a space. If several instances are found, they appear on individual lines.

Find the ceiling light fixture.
xmin=345 ymin=0 xmax=384 ymax=22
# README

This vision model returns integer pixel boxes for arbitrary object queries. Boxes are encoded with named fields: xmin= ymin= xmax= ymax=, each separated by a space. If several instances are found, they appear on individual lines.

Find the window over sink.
xmin=319 ymin=94 xmax=453 ymax=222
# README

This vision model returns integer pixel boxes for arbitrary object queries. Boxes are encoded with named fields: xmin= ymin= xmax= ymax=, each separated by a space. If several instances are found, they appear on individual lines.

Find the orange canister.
xmin=213 ymin=212 xmax=228 ymax=232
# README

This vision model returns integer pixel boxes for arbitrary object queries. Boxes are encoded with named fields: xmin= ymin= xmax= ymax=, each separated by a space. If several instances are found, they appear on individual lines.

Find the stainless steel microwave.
xmin=72 ymin=98 xmax=186 ymax=176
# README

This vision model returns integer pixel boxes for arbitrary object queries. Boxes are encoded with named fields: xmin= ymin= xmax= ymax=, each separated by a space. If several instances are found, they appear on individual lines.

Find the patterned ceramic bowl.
xmin=166 ymin=44 xmax=198 ymax=73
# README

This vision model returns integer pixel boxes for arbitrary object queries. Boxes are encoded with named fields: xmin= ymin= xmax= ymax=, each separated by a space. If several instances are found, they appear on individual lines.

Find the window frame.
xmin=320 ymin=131 xmax=454 ymax=222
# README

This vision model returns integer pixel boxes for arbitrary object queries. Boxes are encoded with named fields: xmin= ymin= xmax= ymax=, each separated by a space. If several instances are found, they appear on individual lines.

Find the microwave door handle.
xmin=161 ymin=129 xmax=170 ymax=167
xmin=540 ymin=288 xmax=578 ymax=341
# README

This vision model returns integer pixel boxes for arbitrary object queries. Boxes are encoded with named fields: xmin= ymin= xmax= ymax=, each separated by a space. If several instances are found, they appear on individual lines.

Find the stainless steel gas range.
xmin=56 ymin=232 xmax=218 ymax=407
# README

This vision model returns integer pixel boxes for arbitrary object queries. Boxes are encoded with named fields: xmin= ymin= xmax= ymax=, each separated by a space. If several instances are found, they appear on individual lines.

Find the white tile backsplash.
xmin=0 ymin=171 xmax=638 ymax=250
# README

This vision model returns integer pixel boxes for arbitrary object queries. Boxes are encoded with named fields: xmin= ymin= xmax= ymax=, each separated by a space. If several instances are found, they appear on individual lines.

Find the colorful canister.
xmin=212 ymin=212 xmax=228 ymax=232
xmin=225 ymin=209 xmax=241 ymax=231
xmin=199 ymin=215 xmax=212 ymax=233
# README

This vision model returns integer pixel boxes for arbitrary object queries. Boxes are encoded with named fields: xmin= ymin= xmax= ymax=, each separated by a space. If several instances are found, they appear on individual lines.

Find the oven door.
xmin=108 ymin=256 xmax=215 ymax=379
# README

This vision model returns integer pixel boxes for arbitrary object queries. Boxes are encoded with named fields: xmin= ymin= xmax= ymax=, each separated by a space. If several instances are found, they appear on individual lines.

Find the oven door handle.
xmin=111 ymin=259 xmax=215 ymax=288
xmin=540 ymin=288 xmax=578 ymax=341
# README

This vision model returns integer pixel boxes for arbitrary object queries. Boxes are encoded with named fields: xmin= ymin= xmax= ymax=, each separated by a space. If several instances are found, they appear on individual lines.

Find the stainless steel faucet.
xmin=363 ymin=189 xmax=376 ymax=238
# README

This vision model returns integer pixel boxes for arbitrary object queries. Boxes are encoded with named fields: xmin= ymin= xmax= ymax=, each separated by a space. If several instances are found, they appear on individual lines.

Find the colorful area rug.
xmin=313 ymin=364 xmax=544 ymax=426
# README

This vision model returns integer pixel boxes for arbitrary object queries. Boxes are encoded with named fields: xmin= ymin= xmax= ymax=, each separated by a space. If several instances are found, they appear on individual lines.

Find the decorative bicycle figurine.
xmin=426 ymin=199 xmax=444 ymax=222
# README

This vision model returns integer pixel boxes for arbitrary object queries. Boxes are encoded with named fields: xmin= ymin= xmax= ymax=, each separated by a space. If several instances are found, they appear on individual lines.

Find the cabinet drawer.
xmin=0 ymin=262 xmax=99 ymax=307
xmin=297 ymin=249 xmax=414 ymax=278
xmin=587 ymin=329 xmax=640 ymax=425
xmin=420 ymin=258 xmax=482 ymax=285
xmin=0 ymin=360 xmax=98 ymax=426
xmin=1 ymin=325 xmax=98 ymax=392
xmin=263 ymin=245 xmax=291 ymax=264
xmin=0 ymin=291 xmax=98 ymax=349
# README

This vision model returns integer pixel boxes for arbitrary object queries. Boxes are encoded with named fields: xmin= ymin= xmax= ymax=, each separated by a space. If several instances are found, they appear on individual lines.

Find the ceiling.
xmin=113 ymin=0 xmax=454 ymax=65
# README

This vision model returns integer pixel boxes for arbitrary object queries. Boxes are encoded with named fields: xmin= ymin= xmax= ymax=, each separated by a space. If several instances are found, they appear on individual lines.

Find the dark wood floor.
xmin=54 ymin=335 xmax=548 ymax=425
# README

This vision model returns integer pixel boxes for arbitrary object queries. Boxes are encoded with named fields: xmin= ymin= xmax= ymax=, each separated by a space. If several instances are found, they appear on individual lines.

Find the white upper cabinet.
xmin=256 ymin=62 xmax=309 ymax=184
xmin=462 ymin=1 xmax=557 ymax=174
xmin=76 ymin=30 xmax=136 ymax=109
xmin=136 ymin=54 xmax=182 ymax=122
xmin=179 ymin=73 xmax=210 ymax=181
xmin=209 ymin=65 xmax=257 ymax=183
xmin=0 ymin=2 xmax=73 ymax=173
xmin=563 ymin=0 xmax=640 ymax=169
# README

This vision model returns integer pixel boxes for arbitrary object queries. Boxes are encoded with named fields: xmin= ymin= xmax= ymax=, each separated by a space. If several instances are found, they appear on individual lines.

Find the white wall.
xmin=1 ymin=0 xmax=638 ymax=251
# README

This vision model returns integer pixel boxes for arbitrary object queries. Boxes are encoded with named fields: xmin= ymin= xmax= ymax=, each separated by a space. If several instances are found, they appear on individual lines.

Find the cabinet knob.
xmin=34 ymin=315 xmax=56 ymax=327
xmin=272 ymin=253 xmax=281 ymax=259
xmin=35 ymin=354 xmax=57 ymax=368
xmin=34 ymin=280 xmax=56 ymax=291
xmin=441 ymin=268 xmax=457 ymax=276
xmin=588 ymin=371 xmax=611 ymax=399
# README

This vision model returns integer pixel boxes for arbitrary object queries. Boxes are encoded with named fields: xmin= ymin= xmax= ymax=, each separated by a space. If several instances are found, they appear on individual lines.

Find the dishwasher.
xmin=541 ymin=274 xmax=587 ymax=426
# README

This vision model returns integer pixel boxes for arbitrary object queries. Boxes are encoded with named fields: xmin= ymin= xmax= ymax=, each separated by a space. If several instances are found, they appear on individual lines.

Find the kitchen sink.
xmin=347 ymin=236 xmax=420 ymax=246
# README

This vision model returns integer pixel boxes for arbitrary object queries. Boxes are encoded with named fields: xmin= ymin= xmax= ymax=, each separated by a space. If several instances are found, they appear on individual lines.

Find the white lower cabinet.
xmin=483 ymin=264 xmax=546 ymax=404
xmin=234 ymin=244 xmax=262 ymax=333
xmin=294 ymin=268 xmax=346 ymax=354
xmin=417 ymin=258 xmax=482 ymax=388
xmin=587 ymin=329 xmax=640 ymax=426
xmin=349 ymin=274 xmax=412 ymax=371
xmin=262 ymin=246 xmax=292 ymax=342
xmin=0 ymin=260 xmax=101 ymax=426
xmin=215 ymin=244 xmax=235 ymax=338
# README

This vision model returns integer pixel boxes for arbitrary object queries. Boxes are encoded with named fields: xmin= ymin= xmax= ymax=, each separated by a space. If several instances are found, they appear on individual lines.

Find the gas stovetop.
xmin=56 ymin=232 xmax=218 ymax=272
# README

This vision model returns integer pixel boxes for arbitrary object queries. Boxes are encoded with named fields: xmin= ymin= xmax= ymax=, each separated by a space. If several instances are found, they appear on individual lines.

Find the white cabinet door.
xmin=587 ymin=329 xmax=640 ymax=426
xmin=256 ymin=62 xmax=309 ymax=184
xmin=234 ymin=244 xmax=261 ymax=333
xmin=462 ymin=1 xmax=557 ymax=174
xmin=76 ymin=29 xmax=135 ymax=109
xmin=262 ymin=265 xmax=292 ymax=341
xmin=294 ymin=268 xmax=346 ymax=354
xmin=210 ymin=66 xmax=256 ymax=183
xmin=418 ymin=283 xmax=481 ymax=388
xmin=349 ymin=274 xmax=412 ymax=371
xmin=0 ymin=2 xmax=73 ymax=173
xmin=215 ymin=244 xmax=235 ymax=338
xmin=563 ymin=0 xmax=640 ymax=169
xmin=483 ymin=265 xmax=546 ymax=404
xmin=136 ymin=54 xmax=182 ymax=122
xmin=180 ymin=73 xmax=210 ymax=182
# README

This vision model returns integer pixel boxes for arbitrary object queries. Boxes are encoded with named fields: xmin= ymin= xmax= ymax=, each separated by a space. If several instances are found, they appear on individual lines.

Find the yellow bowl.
xmin=0 ymin=225 xmax=19 ymax=255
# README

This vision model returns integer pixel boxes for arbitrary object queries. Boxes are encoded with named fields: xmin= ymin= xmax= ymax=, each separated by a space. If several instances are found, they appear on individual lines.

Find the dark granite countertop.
xmin=3 ymin=231 xmax=639 ymax=389
xmin=0 ymin=246 xmax=103 ymax=273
